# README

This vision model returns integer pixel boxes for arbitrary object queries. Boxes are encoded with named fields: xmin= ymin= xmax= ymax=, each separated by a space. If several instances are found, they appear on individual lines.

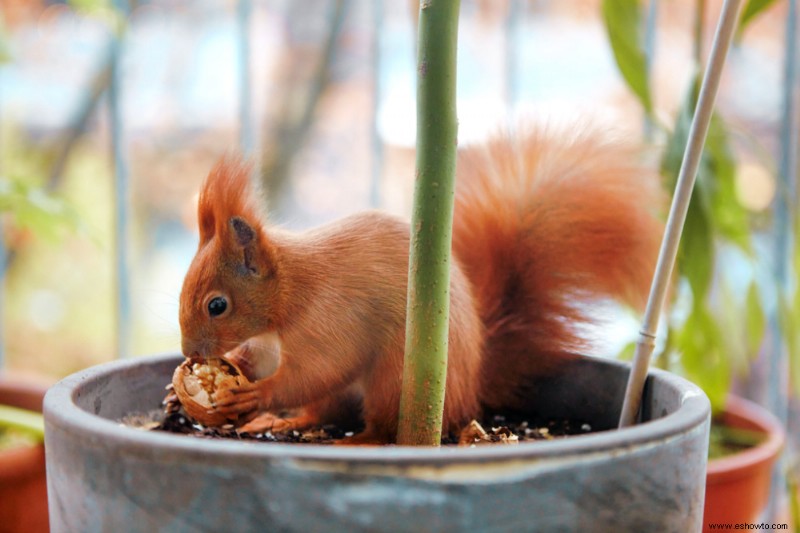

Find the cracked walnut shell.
xmin=172 ymin=358 xmax=248 ymax=427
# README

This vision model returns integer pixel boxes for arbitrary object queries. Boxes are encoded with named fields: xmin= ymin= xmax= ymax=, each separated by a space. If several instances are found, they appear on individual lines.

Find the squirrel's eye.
xmin=207 ymin=296 xmax=228 ymax=317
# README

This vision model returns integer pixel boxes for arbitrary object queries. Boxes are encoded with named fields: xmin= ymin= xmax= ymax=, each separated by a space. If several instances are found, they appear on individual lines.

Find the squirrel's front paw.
xmin=212 ymin=380 xmax=271 ymax=417
xmin=221 ymin=333 xmax=281 ymax=382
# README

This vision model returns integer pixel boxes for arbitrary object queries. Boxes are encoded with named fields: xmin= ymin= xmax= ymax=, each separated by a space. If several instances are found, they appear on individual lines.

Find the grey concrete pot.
xmin=44 ymin=353 xmax=710 ymax=532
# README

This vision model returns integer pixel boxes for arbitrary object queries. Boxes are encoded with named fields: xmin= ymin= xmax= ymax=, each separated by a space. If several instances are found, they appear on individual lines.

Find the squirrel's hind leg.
xmin=237 ymin=410 xmax=317 ymax=435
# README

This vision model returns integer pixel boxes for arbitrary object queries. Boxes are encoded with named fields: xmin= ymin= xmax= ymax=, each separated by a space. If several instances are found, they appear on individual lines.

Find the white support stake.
xmin=619 ymin=0 xmax=744 ymax=428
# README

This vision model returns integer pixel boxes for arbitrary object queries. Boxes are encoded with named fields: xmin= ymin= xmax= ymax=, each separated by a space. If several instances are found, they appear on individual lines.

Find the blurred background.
xmin=0 ymin=0 xmax=787 ymax=371
xmin=0 ymin=0 xmax=797 ymax=498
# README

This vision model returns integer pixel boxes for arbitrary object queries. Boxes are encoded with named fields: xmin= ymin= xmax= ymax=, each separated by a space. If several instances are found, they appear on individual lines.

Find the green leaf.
xmin=780 ymin=293 xmax=800 ymax=396
xmin=655 ymin=326 xmax=675 ymax=371
xmin=737 ymin=0 xmax=779 ymax=40
xmin=601 ymin=0 xmax=653 ymax=114
xmin=662 ymin=75 xmax=752 ymax=264
xmin=677 ymin=305 xmax=730 ymax=413
xmin=662 ymin=77 xmax=714 ymax=302
xmin=679 ymin=197 xmax=714 ymax=303
xmin=617 ymin=340 xmax=636 ymax=362
xmin=701 ymin=115 xmax=752 ymax=252
xmin=661 ymin=72 xmax=700 ymax=188
xmin=68 ymin=0 xmax=111 ymax=12
xmin=744 ymin=281 xmax=765 ymax=357
xmin=717 ymin=281 xmax=747 ymax=373
xmin=0 ymin=177 xmax=80 ymax=242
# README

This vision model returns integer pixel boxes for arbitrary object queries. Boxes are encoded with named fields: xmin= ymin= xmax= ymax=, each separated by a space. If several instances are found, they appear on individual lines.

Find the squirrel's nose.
xmin=181 ymin=338 xmax=210 ymax=359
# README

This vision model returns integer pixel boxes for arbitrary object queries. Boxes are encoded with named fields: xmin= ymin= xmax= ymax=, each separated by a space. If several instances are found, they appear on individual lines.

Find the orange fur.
xmin=197 ymin=157 xmax=261 ymax=245
xmin=452 ymin=125 xmax=663 ymax=411
xmin=179 ymin=124 xmax=663 ymax=443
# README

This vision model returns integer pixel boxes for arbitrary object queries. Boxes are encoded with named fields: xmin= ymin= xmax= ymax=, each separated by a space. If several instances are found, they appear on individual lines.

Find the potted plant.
xmin=44 ymin=352 xmax=710 ymax=531
xmin=0 ymin=375 xmax=49 ymax=533
xmin=602 ymin=0 xmax=787 ymax=526
xmin=43 ymin=1 xmax=714 ymax=530
xmin=704 ymin=396 xmax=785 ymax=526
xmin=0 ymin=166 xmax=73 ymax=530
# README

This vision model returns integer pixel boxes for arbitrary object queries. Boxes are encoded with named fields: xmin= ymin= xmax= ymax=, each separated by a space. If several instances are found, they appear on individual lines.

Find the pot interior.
xmin=69 ymin=353 xmax=696 ymax=437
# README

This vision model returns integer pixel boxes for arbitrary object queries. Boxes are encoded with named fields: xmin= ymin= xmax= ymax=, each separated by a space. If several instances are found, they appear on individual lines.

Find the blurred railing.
xmin=770 ymin=0 xmax=798 ymax=519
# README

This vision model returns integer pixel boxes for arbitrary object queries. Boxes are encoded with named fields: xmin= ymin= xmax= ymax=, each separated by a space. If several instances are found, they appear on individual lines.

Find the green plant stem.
xmin=789 ymin=469 xmax=800 ymax=532
xmin=397 ymin=0 xmax=460 ymax=446
xmin=0 ymin=405 xmax=45 ymax=442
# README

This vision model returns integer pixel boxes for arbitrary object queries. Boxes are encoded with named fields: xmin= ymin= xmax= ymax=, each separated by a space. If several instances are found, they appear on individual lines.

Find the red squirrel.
xmin=178 ymin=124 xmax=664 ymax=444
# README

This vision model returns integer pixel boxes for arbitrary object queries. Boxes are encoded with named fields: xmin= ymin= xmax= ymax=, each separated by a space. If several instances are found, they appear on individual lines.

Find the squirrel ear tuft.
xmin=197 ymin=155 xmax=260 ymax=243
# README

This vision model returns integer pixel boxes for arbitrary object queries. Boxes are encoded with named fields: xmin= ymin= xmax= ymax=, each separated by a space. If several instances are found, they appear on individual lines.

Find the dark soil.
xmin=139 ymin=385 xmax=595 ymax=446
xmin=707 ymin=419 xmax=766 ymax=460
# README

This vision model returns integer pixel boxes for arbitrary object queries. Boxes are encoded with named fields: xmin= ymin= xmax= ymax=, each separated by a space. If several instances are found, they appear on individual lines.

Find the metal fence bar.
xmin=767 ymin=0 xmax=799 ymax=520
xmin=504 ymin=0 xmax=522 ymax=110
xmin=110 ymin=1 xmax=132 ymax=360
xmin=0 ymin=231 xmax=4 ymax=370
xmin=238 ymin=0 xmax=255 ymax=157
xmin=0 ymin=87 xmax=4 ymax=370
xmin=773 ymin=0 xmax=798 ymax=401
xmin=642 ymin=0 xmax=658 ymax=140
xmin=369 ymin=0 xmax=384 ymax=208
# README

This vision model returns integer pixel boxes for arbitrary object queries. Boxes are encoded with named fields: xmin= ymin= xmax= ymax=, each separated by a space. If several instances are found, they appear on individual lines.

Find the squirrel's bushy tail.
xmin=452 ymin=124 xmax=664 ymax=411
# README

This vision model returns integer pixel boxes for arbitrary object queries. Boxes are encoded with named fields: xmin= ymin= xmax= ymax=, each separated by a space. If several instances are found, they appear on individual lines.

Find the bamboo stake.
xmin=397 ymin=0 xmax=461 ymax=446
xmin=618 ymin=0 xmax=744 ymax=428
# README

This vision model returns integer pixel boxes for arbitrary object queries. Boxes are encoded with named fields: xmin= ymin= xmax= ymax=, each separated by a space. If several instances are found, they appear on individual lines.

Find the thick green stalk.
xmin=397 ymin=0 xmax=461 ymax=446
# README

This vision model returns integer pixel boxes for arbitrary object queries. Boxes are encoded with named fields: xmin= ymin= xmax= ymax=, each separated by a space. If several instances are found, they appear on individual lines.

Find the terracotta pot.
xmin=703 ymin=396 xmax=785 ymax=530
xmin=0 ymin=375 xmax=50 ymax=533
xmin=45 ymin=353 xmax=711 ymax=532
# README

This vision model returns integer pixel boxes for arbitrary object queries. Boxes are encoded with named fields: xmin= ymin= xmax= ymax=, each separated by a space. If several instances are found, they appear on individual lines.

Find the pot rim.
xmin=0 ymin=375 xmax=51 ymax=413
xmin=0 ymin=443 xmax=46 ymax=481
xmin=44 ymin=353 xmax=710 ymax=466
xmin=705 ymin=395 xmax=785 ymax=482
